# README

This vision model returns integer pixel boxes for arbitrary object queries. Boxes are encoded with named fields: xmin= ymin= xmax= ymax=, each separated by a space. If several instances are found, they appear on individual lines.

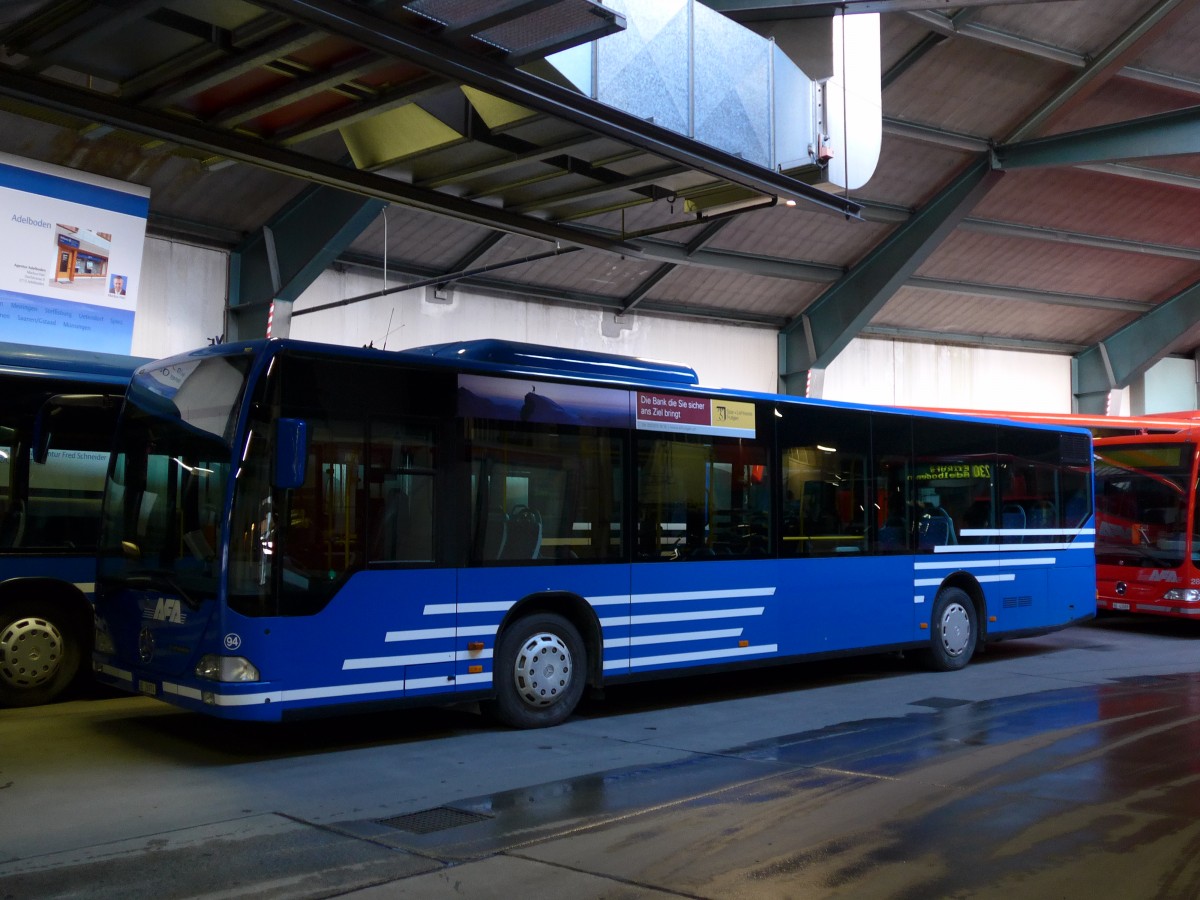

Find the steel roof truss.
xmin=250 ymin=0 xmax=862 ymax=217
xmin=995 ymin=105 xmax=1200 ymax=169
xmin=779 ymin=157 xmax=1003 ymax=387
xmin=1074 ymin=278 xmax=1200 ymax=411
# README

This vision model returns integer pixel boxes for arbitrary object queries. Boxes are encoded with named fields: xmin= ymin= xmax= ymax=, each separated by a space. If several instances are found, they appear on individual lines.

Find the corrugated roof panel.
xmin=886 ymin=38 xmax=1071 ymax=139
xmin=350 ymin=205 xmax=497 ymax=271
xmin=473 ymin=246 xmax=662 ymax=299
xmin=977 ymin=0 xmax=1162 ymax=55
xmin=919 ymin=230 xmax=1199 ymax=301
xmin=704 ymin=205 xmax=891 ymax=269
xmin=851 ymin=134 xmax=977 ymax=208
xmin=1129 ymin=6 xmax=1200 ymax=79
xmin=972 ymin=168 xmax=1200 ymax=250
xmin=646 ymin=265 xmax=823 ymax=321
xmin=1045 ymin=78 xmax=1200 ymax=134
xmin=877 ymin=287 xmax=1134 ymax=346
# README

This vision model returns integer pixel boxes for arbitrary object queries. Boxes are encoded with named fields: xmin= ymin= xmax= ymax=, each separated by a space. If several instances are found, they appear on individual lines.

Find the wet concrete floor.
xmin=4 ymin=619 xmax=1200 ymax=898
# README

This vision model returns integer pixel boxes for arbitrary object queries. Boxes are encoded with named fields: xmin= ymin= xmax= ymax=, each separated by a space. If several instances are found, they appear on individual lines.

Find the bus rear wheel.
xmin=925 ymin=587 xmax=977 ymax=672
xmin=489 ymin=613 xmax=585 ymax=728
xmin=0 ymin=600 xmax=82 ymax=707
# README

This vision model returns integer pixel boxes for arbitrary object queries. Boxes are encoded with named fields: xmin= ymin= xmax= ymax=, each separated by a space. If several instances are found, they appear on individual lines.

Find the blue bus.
xmin=91 ymin=339 xmax=1096 ymax=727
xmin=0 ymin=341 xmax=142 ymax=706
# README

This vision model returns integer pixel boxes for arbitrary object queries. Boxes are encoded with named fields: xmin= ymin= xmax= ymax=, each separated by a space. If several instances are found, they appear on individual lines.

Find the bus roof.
xmin=152 ymin=339 xmax=1093 ymax=437
xmin=403 ymin=338 xmax=700 ymax=387
xmin=920 ymin=408 xmax=1197 ymax=437
xmin=0 ymin=340 xmax=146 ymax=385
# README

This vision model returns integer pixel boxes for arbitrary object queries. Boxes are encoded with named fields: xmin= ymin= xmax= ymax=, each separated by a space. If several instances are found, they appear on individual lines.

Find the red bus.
xmin=928 ymin=408 xmax=1200 ymax=619
xmin=1093 ymin=427 xmax=1200 ymax=618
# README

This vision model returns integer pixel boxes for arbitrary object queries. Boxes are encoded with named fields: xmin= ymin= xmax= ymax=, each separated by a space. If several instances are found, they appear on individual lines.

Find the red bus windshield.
xmin=1094 ymin=443 xmax=1194 ymax=569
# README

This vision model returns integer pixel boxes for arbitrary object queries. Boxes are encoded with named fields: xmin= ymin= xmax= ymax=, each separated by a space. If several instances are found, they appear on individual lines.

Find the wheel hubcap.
xmin=940 ymin=602 xmax=971 ymax=657
xmin=512 ymin=631 xmax=573 ymax=708
xmin=0 ymin=616 xmax=65 ymax=688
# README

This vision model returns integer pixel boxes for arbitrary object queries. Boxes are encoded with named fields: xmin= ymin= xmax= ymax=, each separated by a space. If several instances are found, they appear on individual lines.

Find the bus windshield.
xmin=98 ymin=355 xmax=251 ymax=605
xmin=1094 ymin=443 xmax=1193 ymax=569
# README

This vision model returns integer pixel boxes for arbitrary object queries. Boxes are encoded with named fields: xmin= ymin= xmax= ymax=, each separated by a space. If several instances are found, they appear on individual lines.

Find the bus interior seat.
xmin=0 ymin=499 xmax=24 ymax=548
xmin=503 ymin=505 xmax=542 ymax=559
xmin=1028 ymin=500 xmax=1056 ymax=530
xmin=1064 ymin=493 xmax=1088 ymax=527
xmin=877 ymin=519 xmax=906 ymax=551
xmin=918 ymin=509 xmax=955 ymax=549
xmin=482 ymin=506 xmax=507 ymax=559
xmin=372 ymin=487 xmax=408 ymax=560
xmin=998 ymin=504 xmax=1027 ymax=532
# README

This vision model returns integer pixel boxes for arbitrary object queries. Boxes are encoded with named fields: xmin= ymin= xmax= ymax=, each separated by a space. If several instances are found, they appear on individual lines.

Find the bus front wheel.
xmin=489 ymin=613 xmax=586 ymax=728
xmin=925 ymin=587 xmax=977 ymax=672
xmin=0 ymin=600 xmax=82 ymax=707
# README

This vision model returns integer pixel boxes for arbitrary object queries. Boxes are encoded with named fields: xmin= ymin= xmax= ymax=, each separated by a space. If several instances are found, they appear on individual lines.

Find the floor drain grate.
xmin=378 ymin=807 xmax=492 ymax=834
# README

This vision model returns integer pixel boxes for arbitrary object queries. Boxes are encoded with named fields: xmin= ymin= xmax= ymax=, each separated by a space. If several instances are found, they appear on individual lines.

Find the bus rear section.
xmin=1094 ymin=431 xmax=1200 ymax=618
xmin=91 ymin=339 xmax=1097 ymax=728
xmin=0 ymin=342 xmax=139 ymax=706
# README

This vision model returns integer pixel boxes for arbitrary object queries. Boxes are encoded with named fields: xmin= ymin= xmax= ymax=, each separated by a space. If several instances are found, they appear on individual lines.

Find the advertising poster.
xmin=0 ymin=152 xmax=149 ymax=354
xmin=635 ymin=391 xmax=757 ymax=438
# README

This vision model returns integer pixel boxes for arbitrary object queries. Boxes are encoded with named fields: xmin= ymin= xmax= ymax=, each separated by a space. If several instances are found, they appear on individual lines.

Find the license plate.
xmin=1112 ymin=602 xmax=1130 ymax=611
xmin=138 ymin=680 xmax=158 ymax=696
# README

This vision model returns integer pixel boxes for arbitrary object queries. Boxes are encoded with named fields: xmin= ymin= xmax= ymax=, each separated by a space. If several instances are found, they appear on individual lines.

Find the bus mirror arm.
xmin=273 ymin=418 xmax=308 ymax=490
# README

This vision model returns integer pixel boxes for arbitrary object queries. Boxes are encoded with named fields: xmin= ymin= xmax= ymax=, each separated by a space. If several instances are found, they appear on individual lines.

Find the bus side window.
xmin=465 ymin=420 xmax=623 ymax=565
xmin=636 ymin=430 xmax=770 ymax=561
xmin=367 ymin=420 xmax=435 ymax=565
xmin=780 ymin=407 xmax=868 ymax=557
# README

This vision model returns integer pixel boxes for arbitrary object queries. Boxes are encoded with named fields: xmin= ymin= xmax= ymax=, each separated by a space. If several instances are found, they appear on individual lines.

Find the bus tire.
xmin=488 ymin=613 xmax=586 ymax=728
xmin=925 ymin=587 xmax=977 ymax=672
xmin=0 ymin=600 xmax=82 ymax=707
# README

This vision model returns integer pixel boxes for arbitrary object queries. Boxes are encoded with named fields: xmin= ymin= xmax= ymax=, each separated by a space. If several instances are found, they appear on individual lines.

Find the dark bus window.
xmin=910 ymin=419 xmax=997 ymax=551
xmin=872 ymin=414 xmax=915 ymax=553
xmin=998 ymin=425 xmax=1092 ymax=537
xmin=367 ymin=421 xmax=436 ymax=564
xmin=466 ymin=421 xmax=624 ymax=564
xmin=780 ymin=406 xmax=869 ymax=556
xmin=636 ymin=432 xmax=770 ymax=561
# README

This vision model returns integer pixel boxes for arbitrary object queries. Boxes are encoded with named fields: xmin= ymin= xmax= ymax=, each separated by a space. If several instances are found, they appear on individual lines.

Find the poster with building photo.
xmin=0 ymin=152 xmax=149 ymax=354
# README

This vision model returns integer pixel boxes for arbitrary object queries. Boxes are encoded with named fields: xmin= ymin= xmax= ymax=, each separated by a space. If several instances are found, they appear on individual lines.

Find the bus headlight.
xmin=195 ymin=655 xmax=260 ymax=682
xmin=1163 ymin=589 xmax=1200 ymax=603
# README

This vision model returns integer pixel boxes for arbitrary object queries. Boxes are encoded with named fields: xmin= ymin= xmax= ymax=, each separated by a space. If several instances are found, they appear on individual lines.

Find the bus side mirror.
xmin=32 ymin=393 xmax=120 ymax=464
xmin=273 ymin=418 xmax=308 ymax=490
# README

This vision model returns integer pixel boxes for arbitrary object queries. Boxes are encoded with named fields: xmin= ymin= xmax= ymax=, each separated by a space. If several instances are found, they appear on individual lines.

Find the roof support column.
xmin=226 ymin=182 xmax=386 ymax=341
xmin=779 ymin=156 xmax=1003 ymax=395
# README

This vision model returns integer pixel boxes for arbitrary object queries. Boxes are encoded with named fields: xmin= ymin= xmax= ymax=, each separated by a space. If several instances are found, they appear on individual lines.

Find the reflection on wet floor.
xmin=375 ymin=674 xmax=1200 ymax=899
xmin=9 ymin=672 xmax=1200 ymax=898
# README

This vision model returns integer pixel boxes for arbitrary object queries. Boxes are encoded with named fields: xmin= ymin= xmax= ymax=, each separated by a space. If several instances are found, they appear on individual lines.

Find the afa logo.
xmin=151 ymin=597 xmax=186 ymax=623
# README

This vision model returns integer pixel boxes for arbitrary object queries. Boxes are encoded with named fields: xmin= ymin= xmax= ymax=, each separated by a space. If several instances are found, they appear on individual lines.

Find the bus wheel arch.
xmin=0 ymin=578 xmax=93 ymax=707
xmin=924 ymin=575 xmax=984 ymax=672
xmin=488 ymin=593 xmax=600 ymax=728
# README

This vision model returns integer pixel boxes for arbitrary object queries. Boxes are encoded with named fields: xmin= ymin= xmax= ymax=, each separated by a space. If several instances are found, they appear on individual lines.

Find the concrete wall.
xmin=286 ymin=267 xmax=780 ymax=393
xmin=130 ymin=237 xmax=227 ymax=359
xmin=128 ymin=238 xmax=1200 ymax=415
xmin=822 ymin=338 xmax=1074 ymax=412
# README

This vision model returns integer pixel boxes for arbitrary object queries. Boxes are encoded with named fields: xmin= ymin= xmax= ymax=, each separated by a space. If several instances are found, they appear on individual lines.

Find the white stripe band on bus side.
xmin=603 ymin=628 xmax=744 ymax=649
xmin=914 ymin=574 xmax=1016 ymax=587
xmin=600 ymin=607 xmax=765 ymax=628
xmin=914 ymin=557 xmax=1055 ymax=570
xmin=343 ymin=649 xmax=494 ymax=671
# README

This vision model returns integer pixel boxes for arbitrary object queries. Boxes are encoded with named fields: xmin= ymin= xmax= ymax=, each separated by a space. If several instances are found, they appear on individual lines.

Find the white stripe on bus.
xmin=626 ymin=643 xmax=778 ymax=669
xmin=914 ymin=557 xmax=1055 ymax=570
xmin=914 ymin=574 xmax=1016 ymax=587
xmin=603 ymin=628 xmax=744 ymax=649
